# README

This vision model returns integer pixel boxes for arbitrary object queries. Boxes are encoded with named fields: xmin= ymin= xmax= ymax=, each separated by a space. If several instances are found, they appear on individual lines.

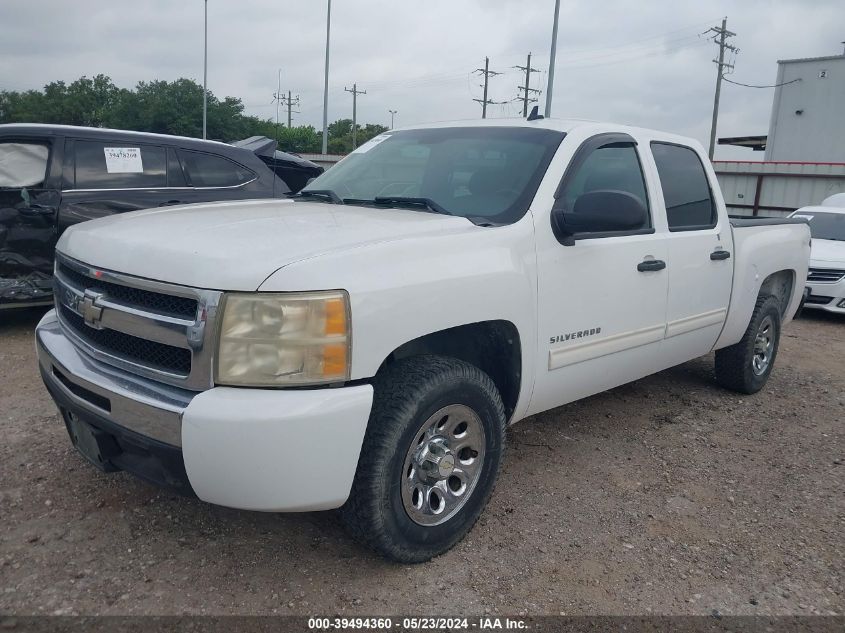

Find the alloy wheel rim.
xmin=400 ymin=404 xmax=486 ymax=526
xmin=752 ymin=315 xmax=774 ymax=376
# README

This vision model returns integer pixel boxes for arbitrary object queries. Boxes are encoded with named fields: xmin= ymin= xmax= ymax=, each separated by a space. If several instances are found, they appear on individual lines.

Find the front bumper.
xmin=804 ymin=278 xmax=845 ymax=314
xmin=36 ymin=310 xmax=374 ymax=511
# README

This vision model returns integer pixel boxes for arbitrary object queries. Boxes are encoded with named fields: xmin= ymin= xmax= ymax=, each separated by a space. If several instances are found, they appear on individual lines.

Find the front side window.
xmin=651 ymin=142 xmax=716 ymax=230
xmin=792 ymin=211 xmax=845 ymax=242
xmin=0 ymin=142 xmax=50 ymax=188
xmin=558 ymin=142 xmax=651 ymax=229
xmin=74 ymin=141 xmax=166 ymax=189
xmin=178 ymin=150 xmax=254 ymax=187
xmin=302 ymin=127 xmax=565 ymax=224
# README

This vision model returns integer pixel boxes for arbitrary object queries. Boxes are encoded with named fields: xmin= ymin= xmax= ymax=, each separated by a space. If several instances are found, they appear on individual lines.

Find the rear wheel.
xmin=340 ymin=355 xmax=506 ymax=563
xmin=715 ymin=295 xmax=782 ymax=394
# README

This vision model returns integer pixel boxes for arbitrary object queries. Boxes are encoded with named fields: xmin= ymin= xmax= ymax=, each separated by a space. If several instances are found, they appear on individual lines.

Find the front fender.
xmin=258 ymin=218 xmax=538 ymax=420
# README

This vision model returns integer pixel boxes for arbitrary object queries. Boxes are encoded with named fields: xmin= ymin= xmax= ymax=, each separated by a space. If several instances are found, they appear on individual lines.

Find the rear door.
xmin=647 ymin=141 xmax=732 ymax=367
xmin=58 ymin=138 xmax=173 ymax=235
xmin=0 ymin=136 xmax=62 ymax=304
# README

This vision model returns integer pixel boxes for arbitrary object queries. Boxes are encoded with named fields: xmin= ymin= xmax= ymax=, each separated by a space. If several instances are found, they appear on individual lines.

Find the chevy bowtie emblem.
xmin=80 ymin=290 xmax=105 ymax=329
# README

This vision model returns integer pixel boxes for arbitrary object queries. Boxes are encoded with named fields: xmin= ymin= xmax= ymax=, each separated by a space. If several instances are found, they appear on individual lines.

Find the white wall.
xmin=765 ymin=55 xmax=845 ymax=162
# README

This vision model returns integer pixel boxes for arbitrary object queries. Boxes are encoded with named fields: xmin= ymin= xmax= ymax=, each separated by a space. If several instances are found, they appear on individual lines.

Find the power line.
xmin=514 ymin=53 xmax=541 ymax=117
xmin=721 ymin=76 xmax=801 ymax=89
xmin=554 ymin=17 xmax=720 ymax=59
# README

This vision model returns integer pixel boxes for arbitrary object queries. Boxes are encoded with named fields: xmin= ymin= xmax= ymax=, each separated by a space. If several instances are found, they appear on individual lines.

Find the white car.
xmin=791 ymin=200 xmax=845 ymax=314
xmin=35 ymin=119 xmax=810 ymax=562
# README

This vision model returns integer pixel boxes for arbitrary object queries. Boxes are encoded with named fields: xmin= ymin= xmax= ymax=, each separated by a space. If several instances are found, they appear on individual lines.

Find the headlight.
xmin=215 ymin=291 xmax=351 ymax=386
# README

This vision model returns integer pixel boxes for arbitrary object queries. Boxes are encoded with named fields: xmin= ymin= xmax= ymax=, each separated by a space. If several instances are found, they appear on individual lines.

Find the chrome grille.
xmin=53 ymin=253 xmax=222 ymax=390
xmin=57 ymin=262 xmax=198 ymax=318
xmin=807 ymin=267 xmax=845 ymax=283
xmin=58 ymin=304 xmax=192 ymax=375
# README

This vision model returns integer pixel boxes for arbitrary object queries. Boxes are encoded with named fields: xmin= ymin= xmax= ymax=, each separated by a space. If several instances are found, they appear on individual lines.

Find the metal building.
xmin=715 ymin=49 xmax=845 ymax=216
xmin=765 ymin=53 xmax=845 ymax=162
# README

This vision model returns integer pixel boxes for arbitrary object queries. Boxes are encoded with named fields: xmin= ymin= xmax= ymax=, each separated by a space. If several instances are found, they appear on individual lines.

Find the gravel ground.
xmin=0 ymin=307 xmax=842 ymax=617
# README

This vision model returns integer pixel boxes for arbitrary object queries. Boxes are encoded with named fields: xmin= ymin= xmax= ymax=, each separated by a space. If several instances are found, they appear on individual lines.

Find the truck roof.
xmin=392 ymin=117 xmax=704 ymax=149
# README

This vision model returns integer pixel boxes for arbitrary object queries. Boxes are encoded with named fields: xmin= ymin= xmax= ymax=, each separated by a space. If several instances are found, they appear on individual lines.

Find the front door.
xmin=0 ymin=137 xmax=61 ymax=305
xmin=529 ymin=133 xmax=669 ymax=416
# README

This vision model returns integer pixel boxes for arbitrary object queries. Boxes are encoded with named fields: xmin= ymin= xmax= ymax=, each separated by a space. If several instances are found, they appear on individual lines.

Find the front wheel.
xmin=715 ymin=295 xmax=782 ymax=394
xmin=340 ymin=356 xmax=506 ymax=563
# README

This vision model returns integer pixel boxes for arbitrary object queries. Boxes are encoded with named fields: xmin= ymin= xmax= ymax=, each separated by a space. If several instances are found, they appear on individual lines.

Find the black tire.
xmin=340 ymin=355 xmax=506 ymax=563
xmin=715 ymin=295 xmax=782 ymax=394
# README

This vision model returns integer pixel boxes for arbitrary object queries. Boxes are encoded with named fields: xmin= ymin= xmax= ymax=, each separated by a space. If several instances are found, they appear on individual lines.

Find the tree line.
xmin=0 ymin=74 xmax=387 ymax=154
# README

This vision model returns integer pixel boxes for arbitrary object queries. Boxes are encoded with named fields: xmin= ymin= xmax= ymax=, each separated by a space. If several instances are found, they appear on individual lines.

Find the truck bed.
xmin=729 ymin=216 xmax=809 ymax=227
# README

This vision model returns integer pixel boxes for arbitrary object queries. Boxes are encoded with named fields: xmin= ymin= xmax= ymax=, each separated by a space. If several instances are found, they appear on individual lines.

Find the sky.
xmin=1 ymin=0 xmax=843 ymax=159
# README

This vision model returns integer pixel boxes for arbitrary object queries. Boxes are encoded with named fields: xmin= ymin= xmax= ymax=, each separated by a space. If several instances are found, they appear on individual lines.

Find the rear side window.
xmin=651 ymin=143 xmax=716 ymax=230
xmin=0 ymin=142 xmax=50 ymax=188
xmin=74 ymin=141 xmax=166 ymax=189
xmin=178 ymin=150 xmax=254 ymax=187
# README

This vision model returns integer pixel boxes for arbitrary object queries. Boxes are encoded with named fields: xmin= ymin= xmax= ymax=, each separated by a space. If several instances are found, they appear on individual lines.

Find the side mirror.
xmin=552 ymin=190 xmax=647 ymax=245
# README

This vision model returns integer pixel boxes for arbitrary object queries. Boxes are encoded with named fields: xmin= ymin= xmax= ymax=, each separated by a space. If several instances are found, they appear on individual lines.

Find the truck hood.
xmin=809 ymin=238 xmax=845 ymax=266
xmin=57 ymin=199 xmax=473 ymax=290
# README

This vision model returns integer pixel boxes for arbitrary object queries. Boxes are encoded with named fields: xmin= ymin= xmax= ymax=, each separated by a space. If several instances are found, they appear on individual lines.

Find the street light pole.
xmin=321 ymin=0 xmax=332 ymax=155
xmin=389 ymin=109 xmax=397 ymax=129
xmin=203 ymin=0 xmax=208 ymax=139
xmin=544 ymin=0 xmax=561 ymax=118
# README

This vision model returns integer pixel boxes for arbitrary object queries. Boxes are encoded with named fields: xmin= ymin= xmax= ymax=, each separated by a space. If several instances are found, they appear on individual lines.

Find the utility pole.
xmin=280 ymin=91 xmax=300 ymax=127
xmin=321 ymin=0 xmax=332 ymax=154
xmin=707 ymin=17 xmax=738 ymax=160
xmin=544 ymin=0 xmax=561 ymax=117
xmin=473 ymin=57 xmax=503 ymax=118
xmin=202 ymin=0 xmax=208 ymax=139
xmin=388 ymin=109 xmax=398 ymax=129
xmin=345 ymin=83 xmax=367 ymax=149
xmin=514 ymin=53 xmax=541 ymax=117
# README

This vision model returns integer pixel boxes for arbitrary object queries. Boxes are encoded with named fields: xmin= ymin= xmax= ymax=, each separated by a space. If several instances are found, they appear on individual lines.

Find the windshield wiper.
xmin=291 ymin=189 xmax=343 ymax=204
xmin=372 ymin=196 xmax=453 ymax=216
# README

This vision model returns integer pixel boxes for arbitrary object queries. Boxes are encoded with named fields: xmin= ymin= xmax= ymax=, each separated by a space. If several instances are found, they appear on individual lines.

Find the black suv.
xmin=0 ymin=124 xmax=322 ymax=308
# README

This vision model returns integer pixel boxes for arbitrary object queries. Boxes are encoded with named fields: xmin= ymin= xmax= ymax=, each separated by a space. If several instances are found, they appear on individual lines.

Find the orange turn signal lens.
xmin=324 ymin=297 xmax=347 ymax=336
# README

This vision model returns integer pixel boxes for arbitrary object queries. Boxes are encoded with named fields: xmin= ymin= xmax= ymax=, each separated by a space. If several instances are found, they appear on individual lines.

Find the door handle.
xmin=710 ymin=249 xmax=731 ymax=261
xmin=637 ymin=259 xmax=666 ymax=272
xmin=18 ymin=204 xmax=56 ymax=217
xmin=157 ymin=200 xmax=182 ymax=207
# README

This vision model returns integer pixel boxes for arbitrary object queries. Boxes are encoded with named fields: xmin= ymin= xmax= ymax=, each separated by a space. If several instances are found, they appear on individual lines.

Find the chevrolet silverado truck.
xmin=35 ymin=119 xmax=810 ymax=563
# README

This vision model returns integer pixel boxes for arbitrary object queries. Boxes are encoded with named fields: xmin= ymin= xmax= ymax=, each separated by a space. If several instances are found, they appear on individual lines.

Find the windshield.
xmin=302 ymin=127 xmax=565 ymax=224
xmin=792 ymin=211 xmax=845 ymax=241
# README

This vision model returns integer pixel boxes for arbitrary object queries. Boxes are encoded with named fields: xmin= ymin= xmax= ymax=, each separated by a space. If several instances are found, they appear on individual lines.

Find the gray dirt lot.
xmin=0 ymin=307 xmax=842 ymax=617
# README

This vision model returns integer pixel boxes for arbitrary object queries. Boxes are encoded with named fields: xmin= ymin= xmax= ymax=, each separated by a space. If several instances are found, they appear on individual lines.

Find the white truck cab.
xmin=36 ymin=119 xmax=810 ymax=562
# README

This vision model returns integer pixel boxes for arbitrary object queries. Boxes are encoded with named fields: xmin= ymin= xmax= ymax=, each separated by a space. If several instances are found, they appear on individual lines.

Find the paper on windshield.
xmin=352 ymin=134 xmax=391 ymax=154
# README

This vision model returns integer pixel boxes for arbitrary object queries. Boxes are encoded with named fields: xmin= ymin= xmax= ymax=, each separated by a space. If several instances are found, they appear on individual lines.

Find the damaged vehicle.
xmin=0 ymin=124 xmax=321 ymax=308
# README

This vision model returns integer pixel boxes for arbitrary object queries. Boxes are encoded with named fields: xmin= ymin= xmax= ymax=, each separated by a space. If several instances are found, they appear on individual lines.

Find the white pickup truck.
xmin=36 ymin=119 xmax=810 ymax=562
